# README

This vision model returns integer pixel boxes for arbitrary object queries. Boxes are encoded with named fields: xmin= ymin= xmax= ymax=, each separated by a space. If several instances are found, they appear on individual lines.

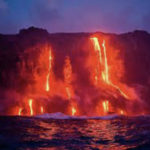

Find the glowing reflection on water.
xmin=0 ymin=116 xmax=150 ymax=149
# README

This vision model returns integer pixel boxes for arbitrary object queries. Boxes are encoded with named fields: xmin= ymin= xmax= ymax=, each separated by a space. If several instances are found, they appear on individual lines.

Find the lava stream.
xmin=102 ymin=40 xmax=109 ymax=83
xmin=41 ymin=106 xmax=44 ymax=114
xmin=72 ymin=107 xmax=76 ymax=116
xmin=46 ymin=50 xmax=53 ymax=92
xmin=91 ymin=37 xmax=103 ymax=85
xmin=46 ymin=73 xmax=50 ymax=91
xmin=120 ymin=110 xmax=124 ymax=115
xmin=66 ymin=87 xmax=71 ymax=99
xmin=103 ymin=100 xmax=109 ymax=114
xmin=29 ymin=99 xmax=33 ymax=116
xmin=18 ymin=108 xmax=22 ymax=116
xmin=64 ymin=56 xmax=76 ymax=116
xmin=90 ymin=37 xmax=102 ymax=63
xmin=91 ymin=37 xmax=129 ymax=99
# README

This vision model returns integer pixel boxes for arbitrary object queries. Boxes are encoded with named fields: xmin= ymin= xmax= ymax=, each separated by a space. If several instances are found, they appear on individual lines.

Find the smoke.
xmin=30 ymin=0 xmax=62 ymax=26
xmin=0 ymin=0 xmax=8 ymax=10
xmin=0 ymin=0 xmax=19 ymax=33
xmin=1 ymin=0 xmax=150 ymax=33
xmin=142 ymin=12 xmax=150 ymax=32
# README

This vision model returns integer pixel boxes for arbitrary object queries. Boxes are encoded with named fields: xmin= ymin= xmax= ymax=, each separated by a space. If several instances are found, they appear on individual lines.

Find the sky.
xmin=0 ymin=0 xmax=150 ymax=34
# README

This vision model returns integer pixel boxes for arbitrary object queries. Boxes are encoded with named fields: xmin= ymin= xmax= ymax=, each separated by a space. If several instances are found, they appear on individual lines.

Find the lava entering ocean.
xmin=1 ymin=36 xmax=144 ymax=117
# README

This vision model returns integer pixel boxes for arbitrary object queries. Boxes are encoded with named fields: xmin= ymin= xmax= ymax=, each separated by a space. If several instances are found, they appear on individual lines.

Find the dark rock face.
xmin=0 ymin=27 xmax=150 ymax=115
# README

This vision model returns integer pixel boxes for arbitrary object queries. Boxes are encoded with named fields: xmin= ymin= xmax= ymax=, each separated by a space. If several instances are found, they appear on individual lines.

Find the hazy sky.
xmin=0 ymin=0 xmax=150 ymax=34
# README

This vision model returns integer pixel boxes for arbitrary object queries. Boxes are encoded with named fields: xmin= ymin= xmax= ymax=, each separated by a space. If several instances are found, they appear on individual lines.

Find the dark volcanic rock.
xmin=0 ymin=27 xmax=150 ymax=114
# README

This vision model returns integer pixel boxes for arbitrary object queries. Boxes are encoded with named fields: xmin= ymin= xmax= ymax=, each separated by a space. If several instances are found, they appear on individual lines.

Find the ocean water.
xmin=0 ymin=113 xmax=150 ymax=150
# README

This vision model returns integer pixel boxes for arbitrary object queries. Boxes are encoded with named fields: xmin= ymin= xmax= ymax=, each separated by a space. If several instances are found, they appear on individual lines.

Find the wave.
xmin=35 ymin=112 xmax=119 ymax=120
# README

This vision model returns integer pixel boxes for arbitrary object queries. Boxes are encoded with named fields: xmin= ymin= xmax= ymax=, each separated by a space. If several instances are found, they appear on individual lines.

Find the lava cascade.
xmin=7 ymin=36 xmax=141 ymax=116
xmin=46 ymin=50 xmax=53 ymax=92
xmin=63 ymin=56 xmax=76 ymax=116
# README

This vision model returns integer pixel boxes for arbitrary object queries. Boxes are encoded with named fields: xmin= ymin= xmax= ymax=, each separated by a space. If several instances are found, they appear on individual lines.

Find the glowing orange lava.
xmin=46 ymin=73 xmax=50 ymax=92
xmin=110 ymin=83 xmax=129 ymax=99
xmin=103 ymin=100 xmax=109 ymax=114
xmin=64 ymin=56 xmax=72 ymax=99
xmin=46 ymin=50 xmax=52 ymax=92
xmin=66 ymin=87 xmax=71 ymax=99
xmin=29 ymin=99 xmax=33 ymax=116
xmin=90 ymin=37 xmax=102 ymax=63
xmin=120 ymin=110 xmax=124 ymax=115
xmin=72 ymin=107 xmax=76 ymax=116
xmin=64 ymin=56 xmax=76 ymax=116
xmin=91 ymin=37 xmax=129 ymax=99
xmin=91 ymin=37 xmax=103 ymax=85
xmin=102 ymin=40 xmax=109 ymax=83
xmin=18 ymin=108 xmax=22 ymax=116
xmin=41 ymin=106 xmax=44 ymax=114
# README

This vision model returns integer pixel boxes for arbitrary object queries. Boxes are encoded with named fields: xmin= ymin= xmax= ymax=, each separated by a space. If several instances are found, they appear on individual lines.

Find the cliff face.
xmin=0 ymin=27 xmax=150 ymax=115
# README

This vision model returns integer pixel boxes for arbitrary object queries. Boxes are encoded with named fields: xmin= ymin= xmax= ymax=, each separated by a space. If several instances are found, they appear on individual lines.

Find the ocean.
xmin=0 ymin=114 xmax=150 ymax=150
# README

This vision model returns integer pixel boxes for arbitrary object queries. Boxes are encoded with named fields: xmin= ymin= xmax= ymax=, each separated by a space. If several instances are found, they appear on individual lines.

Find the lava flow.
xmin=29 ymin=99 xmax=33 ymax=116
xmin=120 ymin=110 xmax=124 ymax=115
xmin=18 ymin=108 xmax=22 ymax=116
xmin=102 ymin=40 xmax=109 ymax=83
xmin=41 ymin=106 xmax=44 ymax=114
xmin=72 ymin=107 xmax=76 ymax=116
xmin=64 ymin=56 xmax=76 ymax=116
xmin=103 ymin=101 xmax=109 ymax=114
xmin=91 ymin=37 xmax=128 ymax=99
xmin=10 ymin=34 xmax=142 ymax=117
xmin=46 ymin=50 xmax=53 ymax=92
xmin=90 ymin=37 xmax=103 ymax=85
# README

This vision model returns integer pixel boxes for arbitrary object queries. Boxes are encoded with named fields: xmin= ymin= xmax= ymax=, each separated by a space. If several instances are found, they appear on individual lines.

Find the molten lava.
xmin=103 ymin=100 xmax=109 ymax=114
xmin=72 ymin=107 xmax=76 ymax=116
xmin=66 ymin=87 xmax=71 ymax=99
xmin=90 ymin=37 xmax=102 ymax=63
xmin=102 ymin=40 xmax=109 ymax=83
xmin=120 ymin=110 xmax=124 ymax=115
xmin=64 ymin=56 xmax=76 ymax=116
xmin=12 ymin=36 xmax=137 ymax=117
xmin=91 ymin=37 xmax=129 ymax=99
xmin=46 ymin=50 xmax=53 ymax=92
xmin=46 ymin=73 xmax=50 ymax=92
xmin=29 ymin=99 xmax=33 ymax=116
xmin=90 ymin=37 xmax=103 ymax=85
xmin=18 ymin=108 xmax=22 ymax=116
xmin=41 ymin=106 xmax=44 ymax=114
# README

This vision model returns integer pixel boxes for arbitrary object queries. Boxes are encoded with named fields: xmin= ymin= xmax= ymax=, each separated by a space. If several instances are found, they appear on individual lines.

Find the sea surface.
xmin=0 ymin=114 xmax=150 ymax=150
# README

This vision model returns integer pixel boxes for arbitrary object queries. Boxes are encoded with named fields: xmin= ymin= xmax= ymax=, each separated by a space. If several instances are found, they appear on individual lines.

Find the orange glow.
xmin=41 ymin=106 xmax=44 ymax=114
xmin=46 ymin=73 xmax=50 ymax=92
xmin=103 ymin=101 xmax=107 ymax=114
xmin=66 ymin=87 xmax=71 ymax=99
xmin=102 ymin=40 xmax=109 ymax=83
xmin=64 ymin=56 xmax=73 ymax=99
xmin=110 ymin=83 xmax=129 ymax=99
xmin=46 ymin=50 xmax=53 ymax=92
xmin=90 ymin=37 xmax=102 ymax=63
xmin=91 ymin=37 xmax=129 ymax=99
xmin=18 ymin=108 xmax=22 ymax=116
xmin=120 ymin=110 xmax=124 ymax=115
xmin=91 ymin=37 xmax=103 ymax=85
xmin=72 ymin=107 xmax=76 ymax=116
xmin=64 ymin=56 xmax=76 ymax=115
xmin=103 ymin=100 xmax=109 ymax=114
xmin=106 ymin=100 xmax=109 ymax=112
xmin=102 ymin=71 xmax=106 ymax=81
xmin=29 ymin=99 xmax=33 ymax=116
xmin=64 ymin=56 xmax=72 ymax=85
